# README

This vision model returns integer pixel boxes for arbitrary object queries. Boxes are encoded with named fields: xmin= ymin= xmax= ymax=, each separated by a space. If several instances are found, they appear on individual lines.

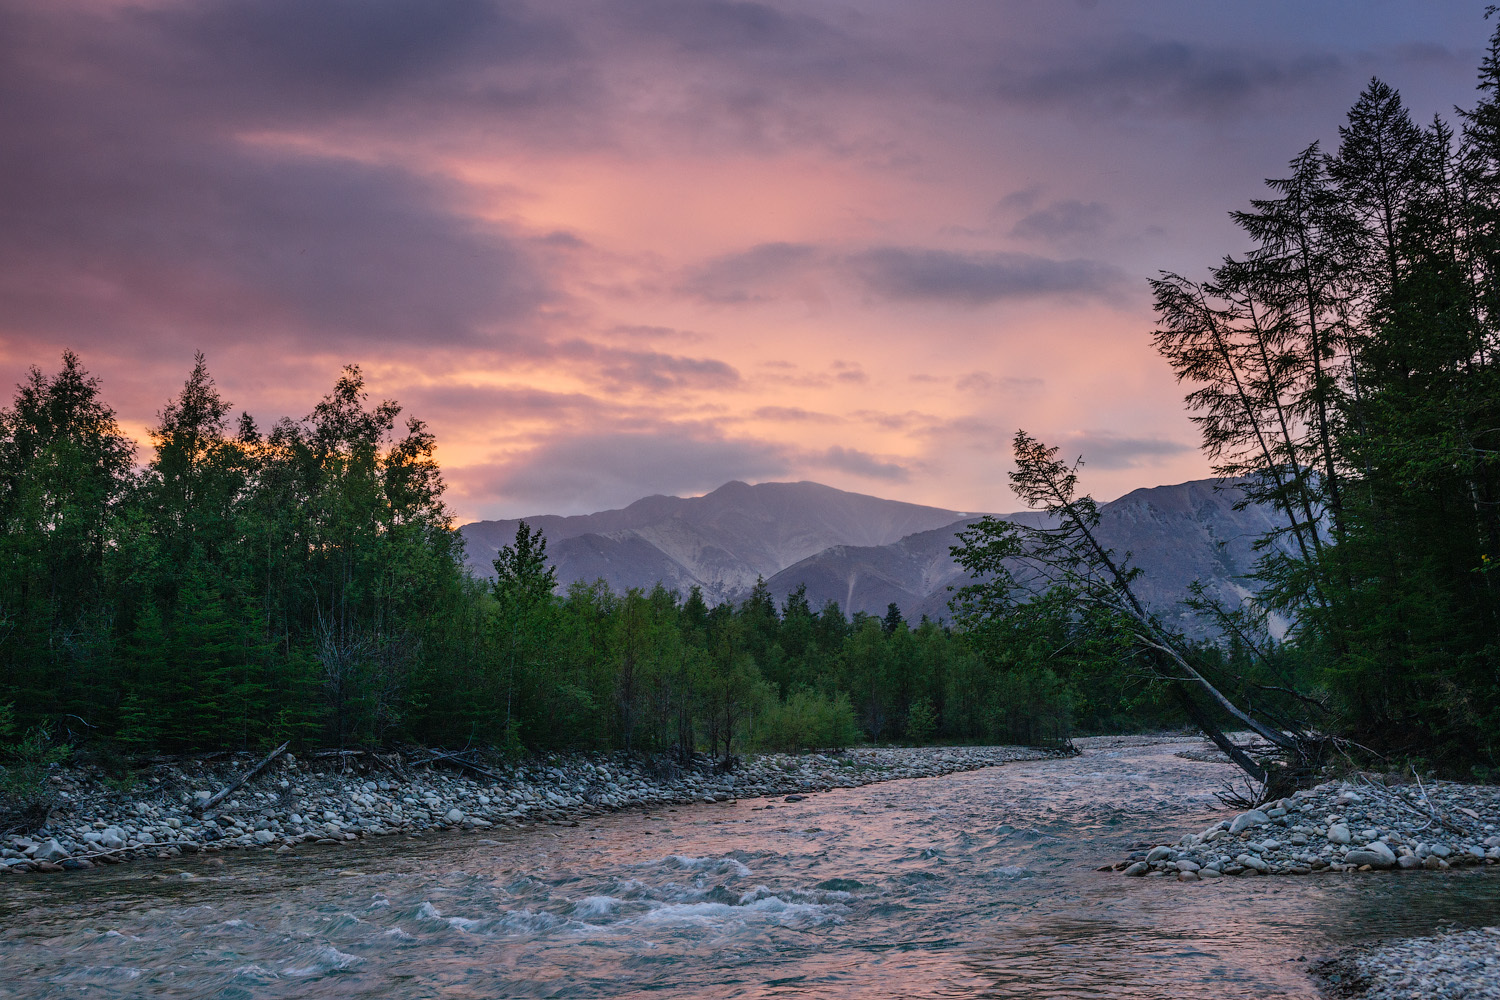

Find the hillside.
xmin=460 ymin=478 xmax=1291 ymax=634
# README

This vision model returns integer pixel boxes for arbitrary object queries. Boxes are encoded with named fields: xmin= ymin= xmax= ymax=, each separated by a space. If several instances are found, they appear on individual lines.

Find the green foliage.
xmin=0 ymin=723 xmax=70 ymax=833
xmin=1144 ymin=32 xmax=1500 ymax=775
xmin=753 ymin=686 xmax=861 ymax=752
xmin=903 ymin=696 xmax=937 ymax=744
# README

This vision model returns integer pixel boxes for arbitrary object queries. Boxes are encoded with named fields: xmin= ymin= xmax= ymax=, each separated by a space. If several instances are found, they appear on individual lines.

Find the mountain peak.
xmin=458 ymin=477 xmax=1292 ymax=639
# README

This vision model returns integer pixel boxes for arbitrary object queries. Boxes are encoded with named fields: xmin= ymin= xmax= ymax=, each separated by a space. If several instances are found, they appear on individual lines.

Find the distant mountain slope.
xmin=762 ymin=479 xmax=1293 ymax=636
xmin=460 ymin=478 xmax=1292 ymax=637
xmin=460 ymin=480 xmax=967 ymax=605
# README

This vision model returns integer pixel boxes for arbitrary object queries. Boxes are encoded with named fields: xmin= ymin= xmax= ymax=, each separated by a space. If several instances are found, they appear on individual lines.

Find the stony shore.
xmin=1115 ymin=774 xmax=1500 ymax=881
xmin=1114 ymin=763 xmax=1500 ymax=999
xmin=0 ymin=743 xmax=1059 ymax=873
xmin=1313 ymin=926 xmax=1500 ymax=999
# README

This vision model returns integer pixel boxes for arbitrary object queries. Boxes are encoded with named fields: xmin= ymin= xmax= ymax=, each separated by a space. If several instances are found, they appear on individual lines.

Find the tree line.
xmin=951 ymin=23 xmax=1500 ymax=786
xmin=0 ymin=355 xmax=1152 ymax=760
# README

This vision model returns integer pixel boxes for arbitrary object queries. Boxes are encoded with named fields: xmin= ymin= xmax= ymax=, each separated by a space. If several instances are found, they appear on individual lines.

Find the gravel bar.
xmin=1 ymin=744 xmax=1062 ymax=873
xmin=1114 ymin=774 xmax=1500 ymax=881
xmin=1313 ymin=926 xmax=1500 ymax=999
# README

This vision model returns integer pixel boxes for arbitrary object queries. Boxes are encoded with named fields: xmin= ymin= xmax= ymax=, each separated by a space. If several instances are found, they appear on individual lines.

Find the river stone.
xmin=1345 ymin=849 xmax=1395 ymax=869
xmin=253 ymin=830 xmax=276 ymax=844
xmin=1398 ymin=855 xmax=1422 ymax=869
xmin=1229 ymin=810 xmax=1270 ymax=834
xmin=1364 ymin=841 xmax=1397 ymax=866
xmin=1145 ymin=846 xmax=1175 ymax=863
xmin=29 ymin=839 xmax=67 ymax=863
xmin=1178 ymin=870 xmax=1200 ymax=882
xmin=1236 ymin=853 xmax=1269 ymax=873
xmin=1175 ymin=859 xmax=1201 ymax=873
xmin=1199 ymin=867 xmax=1222 ymax=878
xmin=1123 ymin=862 xmax=1149 ymax=876
xmin=1328 ymin=824 xmax=1352 ymax=844
xmin=445 ymin=809 xmax=464 ymax=824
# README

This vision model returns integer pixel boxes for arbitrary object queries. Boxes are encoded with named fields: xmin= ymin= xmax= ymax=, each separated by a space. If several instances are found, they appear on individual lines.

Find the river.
xmin=3 ymin=736 xmax=1498 ymax=999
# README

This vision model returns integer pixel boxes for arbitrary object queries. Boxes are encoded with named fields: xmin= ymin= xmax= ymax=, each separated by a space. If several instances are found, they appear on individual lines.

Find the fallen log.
xmin=192 ymin=741 xmax=290 ymax=816
xmin=421 ymin=750 xmax=503 ymax=783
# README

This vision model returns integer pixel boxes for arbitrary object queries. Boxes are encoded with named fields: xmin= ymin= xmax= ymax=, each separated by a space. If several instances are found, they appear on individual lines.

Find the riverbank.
xmin=1116 ymin=766 xmax=1500 ymax=881
xmin=1313 ymin=925 xmax=1500 ymax=999
xmin=0 ymin=743 xmax=1062 ymax=872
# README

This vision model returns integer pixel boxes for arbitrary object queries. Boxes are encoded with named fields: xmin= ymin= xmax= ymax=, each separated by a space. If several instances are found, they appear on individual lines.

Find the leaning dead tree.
xmin=952 ymin=431 xmax=1327 ymax=799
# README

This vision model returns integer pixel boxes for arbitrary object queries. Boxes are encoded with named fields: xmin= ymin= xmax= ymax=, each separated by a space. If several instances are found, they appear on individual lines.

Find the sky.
xmin=0 ymin=1 xmax=1488 ymax=520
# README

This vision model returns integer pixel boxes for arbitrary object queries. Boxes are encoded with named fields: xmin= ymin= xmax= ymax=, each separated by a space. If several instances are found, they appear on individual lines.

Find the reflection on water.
xmin=2 ymin=737 xmax=1497 ymax=999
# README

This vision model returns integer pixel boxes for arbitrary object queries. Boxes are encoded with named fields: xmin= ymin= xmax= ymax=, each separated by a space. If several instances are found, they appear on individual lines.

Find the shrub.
xmin=753 ymin=687 xmax=861 ymax=752
xmin=904 ymin=696 xmax=938 ymax=744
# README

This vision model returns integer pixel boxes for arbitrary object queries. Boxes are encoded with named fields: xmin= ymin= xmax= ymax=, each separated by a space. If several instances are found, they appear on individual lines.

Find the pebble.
xmin=1315 ymin=926 xmax=1500 ymax=999
xmin=1120 ymin=771 xmax=1500 ymax=885
xmin=3 ymin=744 xmax=1060 ymax=873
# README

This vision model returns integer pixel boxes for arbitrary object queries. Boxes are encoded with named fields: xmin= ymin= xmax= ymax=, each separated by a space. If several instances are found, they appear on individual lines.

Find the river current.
xmin=3 ymin=736 xmax=1499 ymax=999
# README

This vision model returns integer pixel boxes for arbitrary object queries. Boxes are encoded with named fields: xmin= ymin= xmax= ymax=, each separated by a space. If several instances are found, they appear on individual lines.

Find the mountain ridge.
xmin=459 ymin=478 xmax=1291 ymax=634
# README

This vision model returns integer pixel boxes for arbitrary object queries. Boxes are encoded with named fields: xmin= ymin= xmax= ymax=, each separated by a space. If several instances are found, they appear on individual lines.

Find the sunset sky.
xmin=0 ymin=1 xmax=1486 ymax=520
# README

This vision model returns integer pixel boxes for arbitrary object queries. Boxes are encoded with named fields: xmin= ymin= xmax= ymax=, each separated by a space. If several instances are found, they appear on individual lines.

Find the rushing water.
xmin=3 ymin=736 xmax=1499 ymax=999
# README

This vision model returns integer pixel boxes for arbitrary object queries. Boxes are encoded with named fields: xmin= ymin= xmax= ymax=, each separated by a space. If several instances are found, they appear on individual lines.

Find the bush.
xmin=989 ymin=667 xmax=1071 ymax=748
xmin=753 ymin=687 xmax=862 ymax=752
xmin=0 ymin=722 xmax=70 ymax=835
xmin=904 ymin=696 xmax=938 ymax=744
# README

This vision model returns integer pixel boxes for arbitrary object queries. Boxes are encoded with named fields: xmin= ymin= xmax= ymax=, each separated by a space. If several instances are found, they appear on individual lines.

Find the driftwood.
xmin=371 ymin=752 xmax=411 ymax=781
xmin=1356 ymin=772 xmax=1473 ymax=838
xmin=192 ymin=741 xmax=290 ymax=816
xmin=420 ymin=749 xmax=503 ymax=783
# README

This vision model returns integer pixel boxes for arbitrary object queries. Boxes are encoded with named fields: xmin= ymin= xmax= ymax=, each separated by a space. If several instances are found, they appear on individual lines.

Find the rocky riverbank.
xmin=1314 ymin=926 xmax=1500 ymax=999
xmin=1116 ymin=773 xmax=1500 ymax=881
xmin=0 ymin=744 xmax=1061 ymax=873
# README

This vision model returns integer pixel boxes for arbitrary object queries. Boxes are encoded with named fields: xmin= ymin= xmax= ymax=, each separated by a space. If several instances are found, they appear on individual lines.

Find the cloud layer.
xmin=0 ymin=0 xmax=1483 ymax=518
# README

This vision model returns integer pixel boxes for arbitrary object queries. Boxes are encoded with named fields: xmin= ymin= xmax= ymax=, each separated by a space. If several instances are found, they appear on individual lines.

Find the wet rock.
xmin=1123 ymin=861 xmax=1149 ymax=876
xmin=28 ymin=839 xmax=67 ymax=863
xmin=1344 ymin=849 xmax=1394 ymax=870
xmin=1228 ymin=810 xmax=1270 ymax=834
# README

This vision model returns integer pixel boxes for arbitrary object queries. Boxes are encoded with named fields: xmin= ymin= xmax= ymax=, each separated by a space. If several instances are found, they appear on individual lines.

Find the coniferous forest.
xmin=0 ymin=354 xmax=1113 ymax=761
xmin=4 ymin=29 xmax=1500 ymax=781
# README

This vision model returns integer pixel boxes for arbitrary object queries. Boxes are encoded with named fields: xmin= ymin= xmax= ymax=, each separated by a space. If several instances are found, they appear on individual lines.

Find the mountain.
xmin=460 ymin=480 xmax=969 ymax=606
xmin=460 ymin=478 xmax=1293 ymax=637
xmin=760 ymin=479 xmax=1294 ymax=636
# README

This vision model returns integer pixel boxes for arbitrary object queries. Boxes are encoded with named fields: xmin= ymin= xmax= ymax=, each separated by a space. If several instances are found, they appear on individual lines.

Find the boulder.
xmin=29 ymin=839 xmax=68 ymax=863
xmin=1327 ymin=824 xmax=1352 ymax=845
xmin=1228 ymin=810 xmax=1270 ymax=835
xmin=1344 ymin=849 xmax=1395 ymax=870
